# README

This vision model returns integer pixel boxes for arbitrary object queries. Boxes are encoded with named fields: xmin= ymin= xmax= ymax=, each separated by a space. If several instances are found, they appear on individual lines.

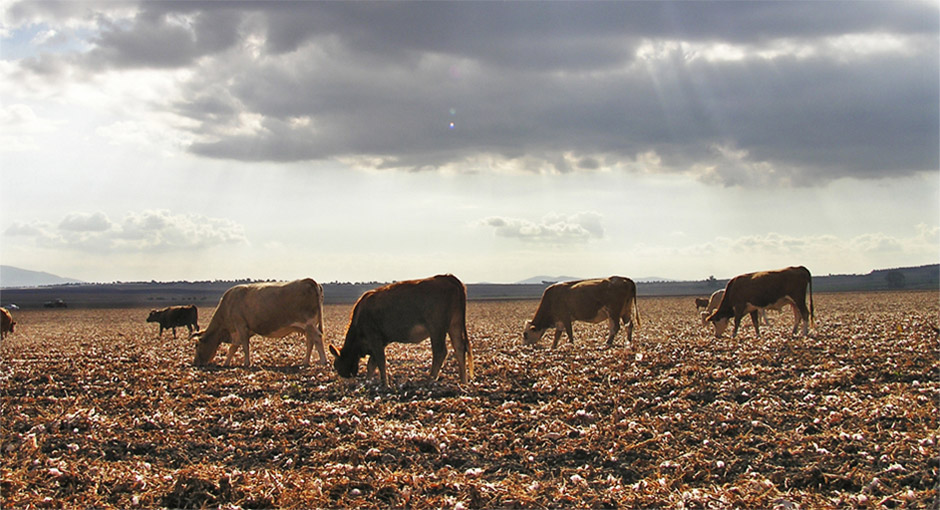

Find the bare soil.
xmin=2 ymin=291 xmax=937 ymax=508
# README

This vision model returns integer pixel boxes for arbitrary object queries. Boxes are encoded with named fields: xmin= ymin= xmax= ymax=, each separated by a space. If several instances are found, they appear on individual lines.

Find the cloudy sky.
xmin=1 ymin=1 xmax=937 ymax=284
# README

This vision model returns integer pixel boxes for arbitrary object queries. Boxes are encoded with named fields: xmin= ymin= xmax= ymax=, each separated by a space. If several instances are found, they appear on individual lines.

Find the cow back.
xmin=215 ymin=279 xmax=322 ymax=336
xmin=346 ymin=274 xmax=465 ymax=349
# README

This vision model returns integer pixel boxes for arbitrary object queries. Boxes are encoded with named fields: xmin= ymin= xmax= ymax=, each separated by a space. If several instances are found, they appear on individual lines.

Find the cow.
xmin=706 ymin=266 xmax=814 ymax=338
xmin=147 ymin=305 xmax=198 ymax=338
xmin=328 ymin=274 xmax=473 ymax=387
xmin=1 ymin=307 xmax=14 ymax=340
xmin=694 ymin=297 xmax=710 ymax=309
xmin=523 ymin=276 xmax=641 ymax=348
xmin=193 ymin=278 xmax=325 ymax=367
xmin=699 ymin=289 xmax=767 ymax=326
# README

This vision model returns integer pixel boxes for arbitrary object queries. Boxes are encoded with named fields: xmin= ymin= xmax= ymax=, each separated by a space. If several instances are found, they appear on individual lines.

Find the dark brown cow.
xmin=706 ymin=266 xmax=814 ymax=338
xmin=523 ymin=276 xmax=641 ymax=348
xmin=147 ymin=305 xmax=198 ymax=338
xmin=194 ymin=279 xmax=325 ymax=367
xmin=1 ymin=307 xmax=14 ymax=340
xmin=329 ymin=274 xmax=473 ymax=387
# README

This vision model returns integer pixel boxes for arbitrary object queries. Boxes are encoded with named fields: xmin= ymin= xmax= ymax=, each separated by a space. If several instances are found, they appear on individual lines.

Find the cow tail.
xmin=809 ymin=275 xmax=815 ymax=328
xmin=318 ymin=282 xmax=325 ymax=335
xmin=461 ymin=287 xmax=474 ymax=381
xmin=449 ymin=277 xmax=474 ymax=381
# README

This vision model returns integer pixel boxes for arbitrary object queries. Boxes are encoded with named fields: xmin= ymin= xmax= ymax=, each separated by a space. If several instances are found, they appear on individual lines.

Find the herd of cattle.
xmin=0 ymin=266 xmax=815 ymax=386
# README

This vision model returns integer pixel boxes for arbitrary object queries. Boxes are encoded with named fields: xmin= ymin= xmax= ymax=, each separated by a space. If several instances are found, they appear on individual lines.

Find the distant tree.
xmin=886 ymin=270 xmax=906 ymax=289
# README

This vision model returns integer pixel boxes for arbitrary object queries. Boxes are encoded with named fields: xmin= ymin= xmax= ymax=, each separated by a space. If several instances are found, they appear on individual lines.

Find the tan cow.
xmin=523 ymin=276 xmax=641 ymax=348
xmin=329 ymin=274 xmax=473 ymax=386
xmin=706 ymin=266 xmax=814 ymax=338
xmin=193 ymin=279 xmax=325 ymax=367
xmin=1 ymin=307 xmax=14 ymax=340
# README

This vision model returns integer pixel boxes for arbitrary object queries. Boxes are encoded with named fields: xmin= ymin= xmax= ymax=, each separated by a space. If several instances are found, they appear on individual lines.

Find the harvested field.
xmin=1 ymin=291 xmax=937 ymax=509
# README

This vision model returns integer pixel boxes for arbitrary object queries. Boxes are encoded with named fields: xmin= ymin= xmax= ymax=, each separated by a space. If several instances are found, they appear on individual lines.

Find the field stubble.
xmin=1 ymin=291 xmax=937 ymax=509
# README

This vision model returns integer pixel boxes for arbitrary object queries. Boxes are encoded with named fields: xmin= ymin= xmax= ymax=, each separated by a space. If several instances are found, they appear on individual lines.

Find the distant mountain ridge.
xmin=1 ymin=266 xmax=84 ymax=288
xmin=515 ymin=275 xmax=673 ymax=284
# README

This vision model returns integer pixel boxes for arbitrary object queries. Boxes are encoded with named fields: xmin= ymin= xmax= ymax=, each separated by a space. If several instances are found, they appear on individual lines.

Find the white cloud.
xmin=481 ymin=212 xmax=605 ymax=245
xmin=4 ymin=210 xmax=248 ymax=253
xmin=0 ymin=103 xmax=63 ymax=152
xmin=59 ymin=211 xmax=112 ymax=232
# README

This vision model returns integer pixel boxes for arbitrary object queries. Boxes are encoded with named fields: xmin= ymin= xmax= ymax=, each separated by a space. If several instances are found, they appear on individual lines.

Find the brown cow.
xmin=706 ymin=266 xmax=814 ymax=338
xmin=147 ymin=305 xmax=198 ymax=338
xmin=329 ymin=274 xmax=473 ymax=387
xmin=1 ymin=307 xmax=14 ymax=340
xmin=523 ymin=276 xmax=641 ymax=348
xmin=194 ymin=279 xmax=325 ymax=367
xmin=694 ymin=297 xmax=710 ymax=309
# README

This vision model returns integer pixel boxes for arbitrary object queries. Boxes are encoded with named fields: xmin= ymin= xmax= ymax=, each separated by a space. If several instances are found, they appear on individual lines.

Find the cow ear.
xmin=329 ymin=344 xmax=341 ymax=358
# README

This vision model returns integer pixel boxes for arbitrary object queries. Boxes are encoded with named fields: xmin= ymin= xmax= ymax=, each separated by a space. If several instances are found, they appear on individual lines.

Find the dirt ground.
xmin=1 ymin=291 xmax=937 ymax=509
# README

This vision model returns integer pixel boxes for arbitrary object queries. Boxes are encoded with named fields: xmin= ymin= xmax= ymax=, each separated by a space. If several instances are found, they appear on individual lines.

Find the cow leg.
xmin=791 ymin=302 xmax=808 ymax=337
xmin=241 ymin=338 xmax=251 ymax=367
xmin=605 ymin=315 xmax=621 ymax=346
xmin=429 ymin=334 xmax=448 ymax=381
xmin=223 ymin=340 xmax=240 ymax=366
xmin=367 ymin=355 xmax=378 ymax=379
xmin=732 ymin=315 xmax=743 ymax=338
xmin=749 ymin=310 xmax=761 ymax=338
xmin=551 ymin=328 xmax=564 ymax=349
xmin=564 ymin=322 xmax=575 ymax=345
xmin=224 ymin=328 xmax=250 ymax=366
xmin=449 ymin=327 xmax=470 ymax=384
xmin=172 ymin=326 xmax=178 ymax=339
xmin=372 ymin=351 xmax=390 ymax=387
xmin=304 ymin=324 xmax=326 ymax=366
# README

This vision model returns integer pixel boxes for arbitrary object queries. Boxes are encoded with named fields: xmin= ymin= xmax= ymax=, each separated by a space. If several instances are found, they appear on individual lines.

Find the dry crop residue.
xmin=1 ymin=291 xmax=937 ymax=508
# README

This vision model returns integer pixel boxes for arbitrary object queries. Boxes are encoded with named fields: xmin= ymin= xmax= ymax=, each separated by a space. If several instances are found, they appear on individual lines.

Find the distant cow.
xmin=694 ymin=297 xmax=710 ymax=309
xmin=329 ymin=274 xmax=473 ymax=387
xmin=147 ymin=305 xmax=198 ymax=338
xmin=43 ymin=299 xmax=67 ymax=308
xmin=1 ymin=307 xmax=14 ymax=340
xmin=523 ymin=276 xmax=641 ymax=348
xmin=194 ymin=279 xmax=325 ymax=367
xmin=706 ymin=266 xmax=814 ymax=338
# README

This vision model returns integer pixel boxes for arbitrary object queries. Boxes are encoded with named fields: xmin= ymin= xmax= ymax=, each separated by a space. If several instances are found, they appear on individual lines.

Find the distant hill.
xmin=0 ymin=265 xmax=84 ymax=288
xmin=516 ymin=275 xmax=673 ymax=284
xmin=515 ymin=275 xmax=583 ymax=285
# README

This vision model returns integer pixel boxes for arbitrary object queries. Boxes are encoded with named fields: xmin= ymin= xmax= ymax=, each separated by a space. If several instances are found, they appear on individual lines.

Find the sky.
xmin=0 ymin=1 xmax=938 ymax=284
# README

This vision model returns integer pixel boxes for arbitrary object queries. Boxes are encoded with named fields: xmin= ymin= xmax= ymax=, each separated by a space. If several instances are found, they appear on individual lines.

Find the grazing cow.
xmin=1 ymin=307 xmax=14 ymax=340
xmin=694 ymin=297 xmax=710 ymax=309
xmin=193 ymin=279 xmax=325 ymax=367
xmin=329 ymin=274 xmax=473 ymax=387
xmin=699 ymin=289 xmax=722 ymax=325
xmin=147 ymin=305 xmax=198 ymax=338
xmin=523 ymin=276 xmax=641 ymax=348
xmin=706 ymin=266 xmax=814 ymax=338
xmin=699 ymin=289 xmax=770 ymax=327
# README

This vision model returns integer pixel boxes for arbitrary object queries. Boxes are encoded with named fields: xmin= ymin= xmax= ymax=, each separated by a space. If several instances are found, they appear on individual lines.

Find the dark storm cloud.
xmin=8 ymin=1 xmax=938 ymax=186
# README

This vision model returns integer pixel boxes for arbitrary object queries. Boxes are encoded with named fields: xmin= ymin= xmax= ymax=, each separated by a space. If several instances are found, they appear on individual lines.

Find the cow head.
xmin=522 ymin=320 xmax=546 ymax=345
xmin=193 ymin=329 xmax=225 ymax=365
xmin=146 ymin=310 xmax=159 ymax=323
xmin=329 ymin=344 xmax=360 ymax=378
xmin=705 ymin=311 xmax=730 ymax=338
